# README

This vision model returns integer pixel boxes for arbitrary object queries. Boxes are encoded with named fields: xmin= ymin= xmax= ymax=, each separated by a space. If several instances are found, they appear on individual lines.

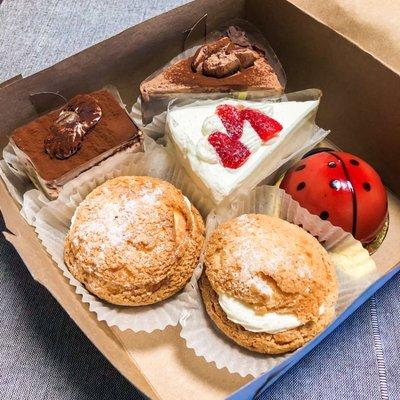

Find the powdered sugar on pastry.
xmin=201 ymin=213 xmax=339 ymax=354
xmin=64 ymin=176 xmax=205 ymax=306
xmin=72 ymin=186 xmax=165 ymax=252
xmin=219 ymin=214 xmax=315 ymax=302
xmin=204 ymin=214 xmax=338 ymax=327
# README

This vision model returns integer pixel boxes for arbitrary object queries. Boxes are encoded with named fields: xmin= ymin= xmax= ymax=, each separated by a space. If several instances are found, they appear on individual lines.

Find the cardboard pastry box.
xmin=1 ymin=1 xmax=399 ymax=398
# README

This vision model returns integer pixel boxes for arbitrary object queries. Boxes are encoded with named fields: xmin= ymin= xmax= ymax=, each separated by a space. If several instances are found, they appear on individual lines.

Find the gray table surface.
xmin=1 ymin=1 xmax=399 ymax=399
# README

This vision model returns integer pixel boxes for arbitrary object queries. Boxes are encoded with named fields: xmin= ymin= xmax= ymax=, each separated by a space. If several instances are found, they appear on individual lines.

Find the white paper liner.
xmin=179 ymin=185 xmax=379 ymax=377
xmin=22 ymin=138 xmax=209 ymax=332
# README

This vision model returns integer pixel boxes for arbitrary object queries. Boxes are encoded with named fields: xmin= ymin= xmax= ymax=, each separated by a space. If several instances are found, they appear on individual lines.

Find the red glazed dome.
xmin=280 ymin=149 xmax=388 ymax=244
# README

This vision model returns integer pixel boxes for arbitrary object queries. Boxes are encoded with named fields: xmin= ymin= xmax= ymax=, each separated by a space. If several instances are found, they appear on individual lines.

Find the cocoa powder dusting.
xmin=12 ymin=90 xmax=140 ymax=181
xmin=163 ymin=57 xmax=281 ymax=90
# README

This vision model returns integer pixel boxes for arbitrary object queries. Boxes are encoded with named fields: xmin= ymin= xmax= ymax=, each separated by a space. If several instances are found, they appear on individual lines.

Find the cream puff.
xmin=64 ymin=176 xmax=205 ymax=306
xmin=201 ymin=214 xmax=338 ymax=354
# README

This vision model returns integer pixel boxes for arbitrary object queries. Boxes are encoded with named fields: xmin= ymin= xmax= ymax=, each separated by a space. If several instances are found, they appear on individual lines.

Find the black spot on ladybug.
xmin=363 ymin=182 xmax=371 ymax=191
xmin=320 ymin=211 xmax=329 ymax=220
xmin=296 ymin=182 xmax=306 ymax=191
xmin=328 ymin=161 xmax=336 ymax=168
xmin=329 ymin=179 xmax=341 ymax=190
xmin=350 ymin=159 xmax=360 ymax=166
xmin=295 ymin=164 xmax=306 ymax=171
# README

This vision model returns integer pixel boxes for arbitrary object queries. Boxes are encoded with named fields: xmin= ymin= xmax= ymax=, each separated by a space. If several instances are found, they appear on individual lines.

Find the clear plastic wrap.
xmin=139 ymin=19 xmax=287 ymax=124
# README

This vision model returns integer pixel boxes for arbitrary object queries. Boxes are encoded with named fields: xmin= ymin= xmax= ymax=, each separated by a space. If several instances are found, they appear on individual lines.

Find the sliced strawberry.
xmin=241 ymin=108 xmax=282 ymax=141
xmin=216 ymin=104 xmax=282 ymax=142
xmin=216 ymin=104 xmax=244 ymax=140
xmin=209 ymin=104 xmax=282 ymax=169
xmin=208 ymin=132 xmax=250 ymax=169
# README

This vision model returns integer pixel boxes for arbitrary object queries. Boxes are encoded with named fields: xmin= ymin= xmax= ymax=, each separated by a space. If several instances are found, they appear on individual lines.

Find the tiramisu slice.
xmin=10 ymin=89 xmax=143 ymax=199
xmin=140 ymin=26 xmax=284 ymax=123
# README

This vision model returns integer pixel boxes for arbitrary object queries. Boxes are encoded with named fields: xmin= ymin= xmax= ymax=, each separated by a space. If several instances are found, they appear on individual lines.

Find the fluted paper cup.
xmin=23 ymin=138 xmax=209 ymax=332
xmin=179 ymin=185 xmax=378 ymax=377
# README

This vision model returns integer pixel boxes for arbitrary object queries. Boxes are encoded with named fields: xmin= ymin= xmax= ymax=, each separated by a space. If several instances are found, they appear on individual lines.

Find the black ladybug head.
xmin=302 ymin=147 xmax=334 ymax=159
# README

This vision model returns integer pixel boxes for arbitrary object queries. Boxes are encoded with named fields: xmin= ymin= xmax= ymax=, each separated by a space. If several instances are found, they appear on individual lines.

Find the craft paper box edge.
xmin=1 ymin=1 xmax=400 ymax=399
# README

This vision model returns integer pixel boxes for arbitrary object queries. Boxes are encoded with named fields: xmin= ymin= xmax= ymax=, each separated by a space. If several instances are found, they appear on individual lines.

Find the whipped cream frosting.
xmin=166 ymin=98 xmax=319 ymax=203
xmin=219 ymin=294 xmax=327 ymax=334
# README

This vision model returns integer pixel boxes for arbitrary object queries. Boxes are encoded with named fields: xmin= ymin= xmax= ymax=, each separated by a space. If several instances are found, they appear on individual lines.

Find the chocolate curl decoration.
xmin=226 ymin=25 xmax=266 ymax=56
xmin=191 ymin=34 xmax=260 ymax=78
xmin=44 ymin=94 xmax=102 ymax=159
xmin=226 ymin=26 xmax=252 ymax=48
xmin=191 ymin=26 xmax=264 ymax=78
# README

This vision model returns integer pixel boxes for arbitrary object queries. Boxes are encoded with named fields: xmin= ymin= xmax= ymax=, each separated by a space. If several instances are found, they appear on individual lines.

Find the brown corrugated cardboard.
xmin=1 ymin=1 xmax=399 ymax=399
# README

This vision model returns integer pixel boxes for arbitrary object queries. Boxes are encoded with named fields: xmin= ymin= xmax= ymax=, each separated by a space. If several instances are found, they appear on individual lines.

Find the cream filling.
xmin=218 ymin=293 xmax=326 ymax=334
xmin=329 ymin=236 xmax=377 ymax=278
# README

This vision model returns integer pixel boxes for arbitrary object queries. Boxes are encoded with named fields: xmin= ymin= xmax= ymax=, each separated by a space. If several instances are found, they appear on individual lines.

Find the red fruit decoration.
xmin=280 ymin=149 xmax=388 ymax=244
xmin=208 ymin=104 xmax=283 ymax=169
xmin=208 ymin=132 xmax=251 ymax=169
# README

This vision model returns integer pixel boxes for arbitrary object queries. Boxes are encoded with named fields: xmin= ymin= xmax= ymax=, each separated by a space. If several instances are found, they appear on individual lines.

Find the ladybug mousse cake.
xmin=280 ymin=149 xmax=388 ymax=245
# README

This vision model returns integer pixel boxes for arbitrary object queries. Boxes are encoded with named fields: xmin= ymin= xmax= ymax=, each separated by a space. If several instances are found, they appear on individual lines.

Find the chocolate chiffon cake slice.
xmin=10 ymin=89 xmax=143 ymax=199
xmin=140 ymin=26 xmax=284 ymax=123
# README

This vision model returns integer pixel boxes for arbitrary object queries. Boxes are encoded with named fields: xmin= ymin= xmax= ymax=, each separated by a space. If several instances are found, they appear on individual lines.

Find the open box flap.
xmin=288 ymin=0 xmax=400 ymax=75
